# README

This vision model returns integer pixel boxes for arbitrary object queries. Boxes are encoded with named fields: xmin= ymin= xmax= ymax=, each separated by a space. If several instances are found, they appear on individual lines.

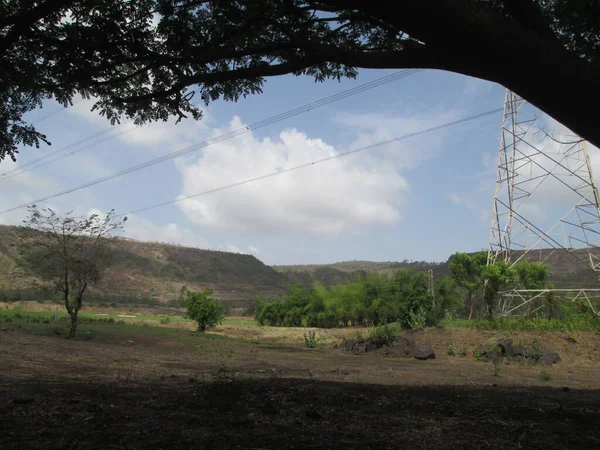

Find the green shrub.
xmin=14 ymin=313 xmax=22 ymax=319
xmin=447 ymin=341 xmax=456 ymax=356
xmin=110 ymin=303 xmax=117 ymax=308
xmin=566 ymin=327 xmax=579 ymax=343
xmin=304 ymin=330 xmax=317 ymax=348
xmin=107 ymin=318 xmax=115 ymax=324
xmin=368 ymin=324 xmax=396 ymax=345
xmin=159 ymin=316 xmax=171 ymax=324
xmin=460 ymin=343 xmax=467 ymax=357
xmin=187 ymin=289 xmax=224 ymax=332
xmin=540 ymin=369 xmax=552 ymax=382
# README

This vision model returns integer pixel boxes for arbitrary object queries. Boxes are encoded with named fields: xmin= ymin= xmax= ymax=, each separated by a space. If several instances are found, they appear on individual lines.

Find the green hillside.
xmin=0 ymin=225 xmax=288 ymax=307
xmin=274 ymin=250 xmax=600 ymax=289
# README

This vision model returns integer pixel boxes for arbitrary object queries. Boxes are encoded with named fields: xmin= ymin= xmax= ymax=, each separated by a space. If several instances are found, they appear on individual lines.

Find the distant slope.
xmin=275 ymin=250 xmax=600 ymax=289
xmin=0 ymin=225 xmax=288 ymax=306
xmin=274 ymin=260 xmax=448 ymax=287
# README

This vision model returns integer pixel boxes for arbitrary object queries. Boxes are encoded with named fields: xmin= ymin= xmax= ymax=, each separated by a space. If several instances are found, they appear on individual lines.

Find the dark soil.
xmin=2 ymin=377 xmax=599 ymax=449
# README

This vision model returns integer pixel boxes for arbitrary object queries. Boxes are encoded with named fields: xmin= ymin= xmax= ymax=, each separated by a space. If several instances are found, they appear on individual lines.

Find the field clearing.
xmin=2 ymin=303 xmax=600 ymax=448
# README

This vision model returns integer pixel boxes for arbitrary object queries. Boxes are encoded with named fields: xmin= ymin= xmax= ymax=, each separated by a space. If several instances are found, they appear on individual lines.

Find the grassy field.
xmin=2 ymin=302 xmax=600 ymax=449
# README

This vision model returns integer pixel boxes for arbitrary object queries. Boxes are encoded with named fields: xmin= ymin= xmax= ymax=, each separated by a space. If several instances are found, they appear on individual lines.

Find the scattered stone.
xmin=414 ymin=344 xmax=436 ymax=360
xmin=497 ymin=339 xmax=514 ymax=357
xmin=344 ymin=339 xmax=357 ymax=352
xmin=476 ymin=340 xmax=560 ymax=365
xmin=539 ymin=351 xmax=561 ymax=366
xmin=394 ymin=336 xmax=412 ymax=346
xmin=406 ymin=328 xmax=424 ymax=334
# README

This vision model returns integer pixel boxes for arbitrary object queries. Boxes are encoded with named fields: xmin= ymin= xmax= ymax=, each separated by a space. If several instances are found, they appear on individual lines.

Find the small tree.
xmin=482 ymin=260 xmax=516 ymax=320
xmin=17 ymin=205 xmax=126 ymax=337
xmin=186 ymin=289 xmax=224 ymax=332
xmin=448 ymin=252 xmax=487 ymax=319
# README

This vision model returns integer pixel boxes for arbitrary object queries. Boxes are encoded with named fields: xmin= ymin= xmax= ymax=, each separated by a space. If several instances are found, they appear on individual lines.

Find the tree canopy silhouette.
xmin=1 ymin=0 xmax=599 ymax=162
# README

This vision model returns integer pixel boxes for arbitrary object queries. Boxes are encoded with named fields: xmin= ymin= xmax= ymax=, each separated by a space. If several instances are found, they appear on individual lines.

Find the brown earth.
xmin=1 ymin=317 xmax=600 ymax=449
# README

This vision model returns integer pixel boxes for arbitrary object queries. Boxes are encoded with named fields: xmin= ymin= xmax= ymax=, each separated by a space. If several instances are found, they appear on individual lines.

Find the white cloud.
xmin=248 ymin=245 xmax=260 ymax=254
xmin=175 ymin=116 xmax=409 ymax=236
xmin=225 ymin=243 xmax=243 ymax=253
xmin=0 ymin=159 xmax=64 ymax=225
xmin=67 ymin=95 xmax=212 ymax=152
xmin=448 ymin=192 xmax=475 ymax=210
xmin=121 ymin=214 xmax=211 ymax=248
xmin=332 ymin=108 xmax=460 ymax=171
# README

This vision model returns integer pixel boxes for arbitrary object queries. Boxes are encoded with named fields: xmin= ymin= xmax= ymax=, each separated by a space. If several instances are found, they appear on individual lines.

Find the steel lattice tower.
xmin=487 ymin=89 xmax=600 ymax=316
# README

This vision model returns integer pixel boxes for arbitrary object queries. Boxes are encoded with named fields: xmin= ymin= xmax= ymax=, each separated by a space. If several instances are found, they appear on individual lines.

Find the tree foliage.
xmin=448 ymin=251 xmax=488 ymax=319
xmin=255 ymin=270 xmax=462 ymax=329
xmin=17 ymin=205 xmax=126 ymax=336
xmin=1 ymin=0 xmax=600 ymax=161
xmin=186 ymin=288 xmax=224 ymax=331
xmin=448 ymin=251 xmax=552 ymax=319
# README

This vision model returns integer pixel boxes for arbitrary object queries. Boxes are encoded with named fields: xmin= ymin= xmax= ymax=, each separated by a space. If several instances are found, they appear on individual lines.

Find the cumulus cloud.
xmin=332 ymin=108 xmax=460 ymax=171
xmin=67 ymin=95 xmax=212 ymax=152
xmin=120 ymin=214 xmax=211 ymax=248
xmin=0 ymin=158 xmax=64 ymax=225
xmin=175 ymin=116 xmax=410 ymax=236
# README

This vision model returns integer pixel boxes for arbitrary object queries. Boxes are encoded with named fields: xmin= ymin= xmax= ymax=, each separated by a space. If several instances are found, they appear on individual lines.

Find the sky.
xmin=1 ymin=69 xmax=598 ymax=266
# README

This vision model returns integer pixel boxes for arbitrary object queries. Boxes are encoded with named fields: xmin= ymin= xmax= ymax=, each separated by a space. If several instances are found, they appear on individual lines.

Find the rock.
xmin=497 ymin=339 xmax=514 ymax=357
xmin=511 ymin=345 xmax=525 ymax=357
xmin=353 ymin=340 xmax=368 ymax=353
xmin=406 ymin=328 xmax=424 ymax=334
xmin=522 ymin=347 xmax=539 ymax=360
xmin=344 ymin=339 xmax=357 ymax=352
xmin=414 ymin=344 xmax=436 ymax=360
xmin=364 ymin=338 xmax=378 ymax=352
xmin=539 ymin=351 xmax=561 ymax=365
xmin=394 ymin=336 xmax=412 ymax=346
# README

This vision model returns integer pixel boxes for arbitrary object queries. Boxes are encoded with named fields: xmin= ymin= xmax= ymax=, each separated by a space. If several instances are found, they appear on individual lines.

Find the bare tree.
xmin=17 ymin=206 xmax=127 ymax=337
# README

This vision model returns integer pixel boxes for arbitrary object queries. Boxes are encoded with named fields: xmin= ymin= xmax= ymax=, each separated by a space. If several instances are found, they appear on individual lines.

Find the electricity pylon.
xmin=487 ymin=89 xmax=600 ymax=316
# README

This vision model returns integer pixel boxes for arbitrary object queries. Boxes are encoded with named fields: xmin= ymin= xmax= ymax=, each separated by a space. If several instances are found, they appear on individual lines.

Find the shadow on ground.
xmin=2 ymin=377 xmax=599 ymax=449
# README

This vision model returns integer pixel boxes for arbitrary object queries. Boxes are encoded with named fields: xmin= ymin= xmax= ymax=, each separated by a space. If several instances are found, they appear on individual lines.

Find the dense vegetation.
xmin=256 ymin=252 xmax=600 ymax=329
xmin=255 ymin=270 xmax=460 ymax=329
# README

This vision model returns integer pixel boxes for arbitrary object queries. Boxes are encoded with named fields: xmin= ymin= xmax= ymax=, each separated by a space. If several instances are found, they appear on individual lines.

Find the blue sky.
xmin=1 ymin=69 xmax=593 ymax=265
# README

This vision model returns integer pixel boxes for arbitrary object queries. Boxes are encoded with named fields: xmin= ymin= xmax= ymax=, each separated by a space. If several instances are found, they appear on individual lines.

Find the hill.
xmin=273 ymin=260 xmax=448 ymax=287
xmin=0 ymin=225 xmax=288 ymax=308
xmin=274 ymin=249 xmax=600 ymax=289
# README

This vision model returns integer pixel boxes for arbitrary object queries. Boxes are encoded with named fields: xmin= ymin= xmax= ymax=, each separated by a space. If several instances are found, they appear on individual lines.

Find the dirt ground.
xmin=1 ymin=313 xmax=600 ymax=449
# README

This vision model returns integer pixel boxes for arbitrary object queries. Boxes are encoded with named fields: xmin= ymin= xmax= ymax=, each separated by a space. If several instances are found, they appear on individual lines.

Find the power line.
xmin=1 ymin=70 xmax=418 ymax=181
xmin=0 ymin=69 xmax=421 ymax=211
xmin=0 ymin=127 xmax=138 ymax=181
xmin=118 ymin=107 xmax=504 ymax=218
xmin=31 ymin=98 xmax=85 ymax=125
xmin=1 ymin=116 xmax=136 ymax=180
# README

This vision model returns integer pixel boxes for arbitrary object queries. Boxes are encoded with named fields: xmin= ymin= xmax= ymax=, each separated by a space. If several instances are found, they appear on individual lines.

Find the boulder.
xmin=414 ymin=344 xmax=436 ymax=360
xmin=539 ymin=351 xmax=561 ymax=366
xmin=353 ymin=340 xmax=368 ymax=353
xmin=394 ymin=336 xmax=412 ymax=346
xmin=344 ymin=339 xmax=357 ymax=352
xmin=364 ymin=338 xmax=379 ymax=352
xmin=497 ymin=339 xmax=515 ymax=357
